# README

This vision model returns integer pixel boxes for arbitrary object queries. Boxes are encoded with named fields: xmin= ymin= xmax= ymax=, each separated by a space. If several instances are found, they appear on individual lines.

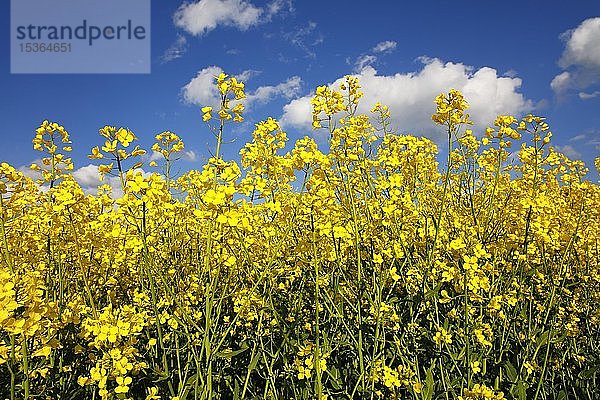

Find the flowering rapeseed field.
xmin=0 ymin=73 xmax=599 ymax=399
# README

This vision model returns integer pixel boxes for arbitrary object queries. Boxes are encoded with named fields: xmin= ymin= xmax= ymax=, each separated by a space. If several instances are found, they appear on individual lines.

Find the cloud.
xmin=373 ymin=40 xmax=397 ymax=53
xmin=281 ymin=96 xmax=312 ymax=130
xmin=551 ymin=71 xmax=572 ymax=93
xmin=569 ymin=134 xmax=587 ymax=141
xmin=174 ymin=0 xmax=261 ymax=36
xmin=283 ymin=21 xmax=323 ymax=59
xmin=552 ymin=17 xmax=600 ymax=95
xmin=559 ymin=18 xmax=600 ymax=70
xmin=579 ymin=90 xmax=600 ymax=100
xmin=182 ymin=66 xmax=224 ymax=107
xmin=349 ymin=41 xmax=397 ymax=73
xmin=17 ymin=161 xmax=41 ymax=179
xmin=236 ymin=69 xmax=261 ymax=82
xmin=281 ymin=58 xmax=533 ymax=142
xmin=149 ymin=151 xmax=163 ymax=162
xmin=71 ymin=164 xmax=154 ymax=197
xmin=354 ymin=55 xmax=377 ymax=72
xmin=554 ymin=144 xmax=582 ymax=160
xmin=149 ymin=150 xmax=198 ymax=162
xmin=16 ymin=163 xmax=133 ymax=197
xmin=266 ymin=0 xmax=294 ymax=16
xmin=173 ymin=0 xmax=291 ymax=36
xmin=245 ymin=76 xmax=302 ymax=106
xmin=182 ymin=66 xmax=302 ymax=108
xmin=567 ymin=129 xmax=600 ymax=150
xmin=560 ymin=130 xmax=600 ymax=163
xmin=183 ymin=150 xmax=198 ymax=161
xmin=161 ymin=34 xmax=188 ymax=63
xmin=71 ymin=164 xmax=103 ymax=188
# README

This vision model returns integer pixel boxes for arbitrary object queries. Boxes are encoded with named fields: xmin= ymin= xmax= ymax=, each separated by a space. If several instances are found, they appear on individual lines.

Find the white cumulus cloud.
xmin=245 ymin=76 xmax=302 ymax=106
xmin=552 ymin=17 xmax=600 ymax=95
xmin=17 ymin=163 xmax=145 ymax=198
xmin=182 ymin=66 xmax=302 ymax=109
xmin=181 ymin=66 xmax=224 ymax=107
xmin=281 ymin=96 xmax=312 ymax=130
xmin=281 ymin=58 xmax=533 ymax=142
xmin=551 ymin=71 xmax=572 ymax=94
xmin=71 ymin=164 xmax=103 ymax=188
xmin=149 ymin=150 xmax=198 ymax=162
xmin=173 ymin=0 xmax=290 ymax=36
xmin=174 ymin=0 xmax=262 ymax=36
xmin=71 ymin=164 xmax=153 ymax=197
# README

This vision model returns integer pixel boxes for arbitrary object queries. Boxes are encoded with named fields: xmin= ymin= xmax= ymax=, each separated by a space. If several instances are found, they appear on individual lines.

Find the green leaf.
xmin=535 ymin=330 xmax=551 ymax=349
xmin=248 ymin=348 xmax=260 ymax=371
xmin=233 ymin=380 xmax=240 ymax=400
xmin=215 ymin=343 xmax=249 ymax=359
xmin=424 ymin=283 xmax=442 ymax=300
xmin=579 ymin=365 xmax=599 ymax=379
xmin=513 ymin=381 xmax=527 ymax=400
xmin=326 ymin=366 xmax=342 ymax=390
xmin=185 ymin=373 xmax=198 ymax=387
xmin=504 ymin=361 xmax=518 ymax=382
xmin=423 ymin=363 xmax=435 ymax=400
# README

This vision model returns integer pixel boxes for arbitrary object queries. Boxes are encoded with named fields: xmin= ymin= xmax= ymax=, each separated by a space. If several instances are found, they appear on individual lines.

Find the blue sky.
xmin=1 ymin=0 xmax=599 ymax=189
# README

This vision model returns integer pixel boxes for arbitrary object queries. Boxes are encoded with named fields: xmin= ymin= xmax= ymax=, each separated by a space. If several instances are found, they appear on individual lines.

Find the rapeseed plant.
xmin=0 ymin=73 xmax=598 ymax=399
